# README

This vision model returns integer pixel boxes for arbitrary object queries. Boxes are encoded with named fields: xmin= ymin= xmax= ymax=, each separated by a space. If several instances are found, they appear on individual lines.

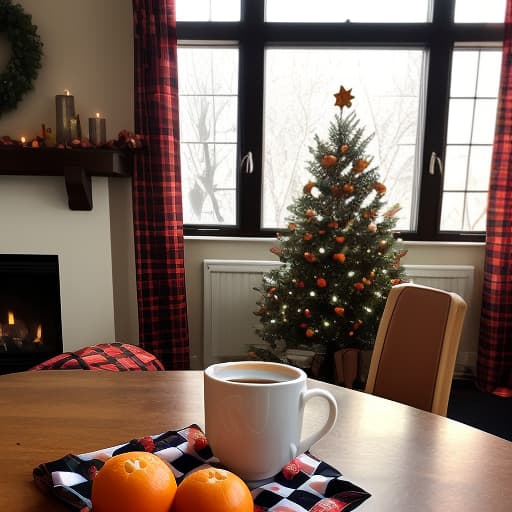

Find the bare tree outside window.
xmin=178 ymin=48 xmax=239 ymax=225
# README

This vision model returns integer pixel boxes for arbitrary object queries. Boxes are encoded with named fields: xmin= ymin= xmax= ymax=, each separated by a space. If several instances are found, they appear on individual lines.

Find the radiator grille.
xmin=203 ymin=260 xmax=476 ymax=375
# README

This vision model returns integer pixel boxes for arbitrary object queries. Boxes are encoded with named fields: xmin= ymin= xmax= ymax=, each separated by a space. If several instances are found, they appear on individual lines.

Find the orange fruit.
xmin=91 ymin=451 xmax=177 ymax=512
xmin=172 ymin=467 xmax=253 ymax=512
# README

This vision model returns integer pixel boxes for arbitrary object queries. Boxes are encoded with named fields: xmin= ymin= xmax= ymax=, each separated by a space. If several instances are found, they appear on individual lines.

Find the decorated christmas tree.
xmin=253 ymin=86 xmax=408 ymax=379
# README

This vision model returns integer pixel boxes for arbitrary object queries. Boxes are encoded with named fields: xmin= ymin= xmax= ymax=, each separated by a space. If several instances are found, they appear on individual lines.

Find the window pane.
xmin=467 ymin=146 xmax=492 ymax=190
xmin=178 ymin=47 xmax=239 ymax=225
xmin=477 ymin=52 xmax=502 ymax=97
xmin=443 ymin=191 xmax=488 ymax=231
xmin=441 ymin=48 xmax=500 ymax=232
xmin=464 ymin=192 xmax=487 ymax=230
xmin=262 ymin=48 xmax=424 ymax=231
xmin=455 ymin=0 xmax=506 ymax=23
xmin=265 ymin=0 xmax=429 ymax=22
xmin=176 ymin=0 xmax=240 ymax=21
xmin=444 ymin=146 xmax=469 ymax=190
xmin=450 ymin=53 xmax=478 ymax=97
xmin=446 ymin=99 xmax=474 ymax=144
xmin=472 ymin=99 xmax=498 ymax=144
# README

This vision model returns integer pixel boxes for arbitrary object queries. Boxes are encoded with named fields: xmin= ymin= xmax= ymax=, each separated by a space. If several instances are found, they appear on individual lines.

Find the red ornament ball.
xmin=316 ymin=277 xmax=327 ymax=288
xmin=332 ymin=253 xmax=346 ymax=263
xmin=321 ymin=154 xmax=337 ymax=168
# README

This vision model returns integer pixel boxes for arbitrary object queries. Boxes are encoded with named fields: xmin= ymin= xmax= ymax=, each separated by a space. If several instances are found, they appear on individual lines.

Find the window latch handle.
xmin=429 ymin=151 xmax=443 ymax=176
xmin=241 ymin=151 xmax=254 ymax=174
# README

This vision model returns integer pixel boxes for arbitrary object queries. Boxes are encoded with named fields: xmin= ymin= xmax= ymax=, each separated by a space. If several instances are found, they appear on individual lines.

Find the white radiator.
xmin=203 ymin=260 xmax=477 ymax=376
xmin=203 ymin=260 xmax=282 ymax=367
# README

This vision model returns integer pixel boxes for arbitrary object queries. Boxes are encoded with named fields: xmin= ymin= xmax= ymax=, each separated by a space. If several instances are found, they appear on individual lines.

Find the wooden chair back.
xmin=365 ymin=283 xmax=467 ymax=416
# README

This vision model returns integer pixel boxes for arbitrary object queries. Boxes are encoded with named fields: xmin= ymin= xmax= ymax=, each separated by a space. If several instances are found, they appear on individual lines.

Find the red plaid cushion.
xmin=30 ymin=343 xmax=164 ymax=371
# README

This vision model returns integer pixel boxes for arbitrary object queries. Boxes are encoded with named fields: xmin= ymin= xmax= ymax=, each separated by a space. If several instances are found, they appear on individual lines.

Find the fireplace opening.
xmin=0 ymin=254 xmax=63 ymax=374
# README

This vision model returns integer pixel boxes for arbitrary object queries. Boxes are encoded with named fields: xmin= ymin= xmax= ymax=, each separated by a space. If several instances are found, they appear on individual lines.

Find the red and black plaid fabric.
xmin=132 ymin=0 xmax=190 ymax=370
xmin=29 ymin=343 xmax=164 ymax=371
xmin=478 ymin=0 xmax=512 ymax=396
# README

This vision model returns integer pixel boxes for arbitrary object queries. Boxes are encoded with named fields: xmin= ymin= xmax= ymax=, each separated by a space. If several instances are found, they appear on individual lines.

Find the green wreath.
xmin=0 ymin=0 xmax=43 ymax=117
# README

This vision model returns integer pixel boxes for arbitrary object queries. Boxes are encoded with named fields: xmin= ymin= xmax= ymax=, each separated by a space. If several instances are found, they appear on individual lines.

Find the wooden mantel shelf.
xmin=0 ymin=148 xmax=133 ymax=210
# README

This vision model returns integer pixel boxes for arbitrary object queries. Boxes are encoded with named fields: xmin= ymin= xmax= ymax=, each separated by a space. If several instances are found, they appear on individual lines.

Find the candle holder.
xmin=55 ymin=90 xmax=75 ymax=145
xmin=89 ymin=114 xmax=106 ymax=146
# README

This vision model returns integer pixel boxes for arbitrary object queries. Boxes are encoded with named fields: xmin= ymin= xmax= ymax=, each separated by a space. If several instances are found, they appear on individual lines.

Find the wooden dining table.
xmin=1 ymin=370 xmax=511 ymax=511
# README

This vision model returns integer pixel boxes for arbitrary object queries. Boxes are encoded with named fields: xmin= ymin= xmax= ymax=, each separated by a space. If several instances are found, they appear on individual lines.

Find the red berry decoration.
xmin=335 ymin=236 xmax=346 ymax=244
xmin=305 ymin=328 xmax=315 ymax=338
xmin=311 ymin=498 xmax=345 ymax=512
xmin=354 ymin=282 xmax=365 ymax=291
xmin=334 ymin=307 xmax=345 ymax=316
xmin=304 ymin=309 xmax=312 ymax=318
xmin=303 ymin=232 xmax=313 ymax=241
xmin=304 ymin=252 xmax=317 ymax=263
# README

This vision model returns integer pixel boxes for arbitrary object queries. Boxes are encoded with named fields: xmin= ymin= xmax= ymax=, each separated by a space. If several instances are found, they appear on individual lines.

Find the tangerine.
xmin=172 ymin=467 xmax=253 ymax=512
xmin=91 ymin=451 xmax=177 ymax=512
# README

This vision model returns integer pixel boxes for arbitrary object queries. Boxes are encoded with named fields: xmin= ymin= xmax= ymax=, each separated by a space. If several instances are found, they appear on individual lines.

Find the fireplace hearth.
xmin=0 ymin=254 xmax=63 ymax=374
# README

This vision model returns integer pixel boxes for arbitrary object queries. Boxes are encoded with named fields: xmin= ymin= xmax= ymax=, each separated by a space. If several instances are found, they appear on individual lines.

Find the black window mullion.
xmin=414 ymin=43 xmax=453 ymax=240
xmin=238 ymin=0 xmax=266 ymax=236
xmin=413 ymin=0 xmax=455 ymax=241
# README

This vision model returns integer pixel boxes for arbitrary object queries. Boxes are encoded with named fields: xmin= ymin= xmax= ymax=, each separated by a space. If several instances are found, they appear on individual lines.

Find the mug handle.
xmin=296 ymin=388 xmax=338 ymax=456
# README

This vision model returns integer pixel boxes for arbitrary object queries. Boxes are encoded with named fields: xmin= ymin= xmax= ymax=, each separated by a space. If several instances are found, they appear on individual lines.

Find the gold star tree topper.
xmin=334 ymin=86 xmax=354 ymax=110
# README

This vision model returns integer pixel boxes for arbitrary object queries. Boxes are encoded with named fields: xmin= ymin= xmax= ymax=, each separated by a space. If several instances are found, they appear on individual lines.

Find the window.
xmin=177 ymin=0 xmax=505 ymax=241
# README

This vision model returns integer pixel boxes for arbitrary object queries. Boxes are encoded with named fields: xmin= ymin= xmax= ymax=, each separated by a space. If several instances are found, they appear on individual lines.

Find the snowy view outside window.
xmin=176 ymin=0 xmax=505 ymax=233
xmin=441 ymin=49 xmax=501 ymax=231
xmin=178 ymin=48 xmax=239 ymax=226
xmin=262 ymin=48 xmax=423 ymax=231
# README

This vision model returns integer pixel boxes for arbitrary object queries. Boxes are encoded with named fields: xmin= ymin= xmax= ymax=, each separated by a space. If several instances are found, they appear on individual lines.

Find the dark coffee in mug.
xmin=228 ymin=378 xmax=280 ymax=384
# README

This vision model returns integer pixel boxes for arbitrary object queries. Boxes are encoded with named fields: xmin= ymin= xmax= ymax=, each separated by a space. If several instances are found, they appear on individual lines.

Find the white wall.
xmin=0 ymin=0 xmax=136 ymax=352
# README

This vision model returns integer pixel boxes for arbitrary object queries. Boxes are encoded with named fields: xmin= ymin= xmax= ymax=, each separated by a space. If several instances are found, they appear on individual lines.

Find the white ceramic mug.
xmin=204 ymin=361 xmax=338 ymax=481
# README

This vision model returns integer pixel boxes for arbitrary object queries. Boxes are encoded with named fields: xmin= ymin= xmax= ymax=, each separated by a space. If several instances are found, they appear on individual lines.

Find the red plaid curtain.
xmin=477 ymin=0 xmax=512 ymax=395
xmin=132 ymin=0 xmax=190 ymax=369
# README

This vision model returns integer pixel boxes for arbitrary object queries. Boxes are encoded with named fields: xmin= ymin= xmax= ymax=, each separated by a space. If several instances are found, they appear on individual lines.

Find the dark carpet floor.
xmin=447 ymin=379 xmax=512 ymax=441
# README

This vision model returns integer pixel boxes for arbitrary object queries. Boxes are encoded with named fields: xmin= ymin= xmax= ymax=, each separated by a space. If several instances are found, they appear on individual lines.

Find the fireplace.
xmin=0 ymin=255 xmax=63 ymax=374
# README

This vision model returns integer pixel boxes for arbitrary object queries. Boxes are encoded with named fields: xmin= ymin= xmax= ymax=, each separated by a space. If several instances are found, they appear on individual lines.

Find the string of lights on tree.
xmin=252 ymin=86 xmax=408 ymax=364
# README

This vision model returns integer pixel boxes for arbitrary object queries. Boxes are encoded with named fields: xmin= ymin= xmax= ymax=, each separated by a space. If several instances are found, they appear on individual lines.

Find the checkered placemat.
xmin=33 ymin=425 xmax=370 ymax=511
